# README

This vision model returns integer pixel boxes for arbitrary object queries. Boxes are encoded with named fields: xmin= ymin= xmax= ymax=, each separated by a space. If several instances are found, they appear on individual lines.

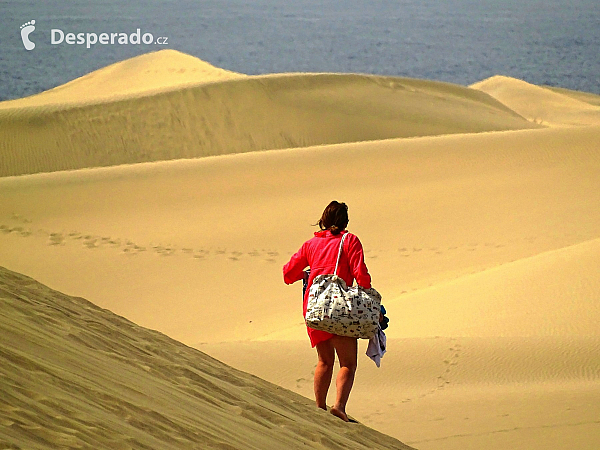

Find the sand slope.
xmin=1 ymin=121 xmax=598 ymax=449
xmin=0 ymin=123 xmax=599 ymax=343
xmin=0 ymin=50 xmax=245 ymax=108
xmin=471 ymin=75 xmax=600 ymax=127
xmin=0 ymin=51 xmax=539 ymax=177
xmin=0 ymin=265 xmax=411 ymax=450
xmin=201 ymin=238 xmax=600 ymax=449
xmin=544 ymin=85 xmax=600 ymax=107
xmin=1 ymin=51 xmax=599 ymax=450
xmin=389 ymin=238 xmax=600 ymax=338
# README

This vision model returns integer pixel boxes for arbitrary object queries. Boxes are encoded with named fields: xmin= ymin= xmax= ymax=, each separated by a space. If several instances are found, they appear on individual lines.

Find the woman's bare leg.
xmin=330 ymin=335 xmax=358 ymax=422
xmin=314 ymin=339 xmax=335 ymax=410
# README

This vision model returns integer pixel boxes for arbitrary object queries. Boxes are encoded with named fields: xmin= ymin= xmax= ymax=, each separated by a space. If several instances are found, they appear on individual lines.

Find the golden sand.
xmin=0 ymin=266 xmax=410 ymax=449
xmin=1 ymin=50 xmax=599 ymax=449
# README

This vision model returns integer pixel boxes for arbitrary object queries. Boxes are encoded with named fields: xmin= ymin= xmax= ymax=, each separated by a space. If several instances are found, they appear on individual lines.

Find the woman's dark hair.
xmin=317 ymin=201 xmax=349 ymax=235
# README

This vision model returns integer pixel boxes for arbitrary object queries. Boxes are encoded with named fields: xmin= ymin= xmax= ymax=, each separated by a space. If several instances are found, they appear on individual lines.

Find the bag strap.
xmin=333 ymin=232 xmax=349 ymax=276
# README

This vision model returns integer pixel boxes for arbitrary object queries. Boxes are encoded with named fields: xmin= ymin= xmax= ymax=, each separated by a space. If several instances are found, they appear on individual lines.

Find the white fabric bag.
xmin=305 ymin=233 xmax=382 ymax=339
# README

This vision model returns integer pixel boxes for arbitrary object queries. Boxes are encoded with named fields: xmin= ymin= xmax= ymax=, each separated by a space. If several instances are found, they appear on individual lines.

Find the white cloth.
xmin=366 ymin=327 xmax=386 ymax=367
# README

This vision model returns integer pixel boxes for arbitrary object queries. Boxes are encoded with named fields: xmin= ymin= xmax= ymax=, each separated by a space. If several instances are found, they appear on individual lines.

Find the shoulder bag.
xmin=305 ymin=233 xmax=382 ymax=339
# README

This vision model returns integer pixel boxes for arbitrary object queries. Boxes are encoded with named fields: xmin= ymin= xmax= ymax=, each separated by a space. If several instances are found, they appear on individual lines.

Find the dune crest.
xmin=544 ymin=85 xmax=600 ymax=107
xmin=0 ymin=51 xmax=540 ymax=177
xmin=471 ymin=75 xmax=600 ymax=127
xmin=0 ymin=50 xmax=245 ymax=108
xmin=2 ymin=49 xmax=599 ymax=450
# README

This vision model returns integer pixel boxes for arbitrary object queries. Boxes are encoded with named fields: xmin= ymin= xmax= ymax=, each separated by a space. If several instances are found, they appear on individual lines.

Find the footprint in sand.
xmin=100 ymin=237 xmax=120 ymax=247
xmin=161 ymin=247 xmax=176 ymax=256
xmin=228 ymin=251 xmax=245 ymax=261
xmin=406 ymin=337 xmax=463 ymax=402
xmin=295 ymin=377 xmax=310 ymax=389
xmin=48 ymin=233 xmax=65 ymax=246
xmin=120 ymin=241 xmax=146 ymax=255
xmin=83 ymin=236 xmax=99 ymax=249
xmin=11 ymin=213 xmax=32 ymax=224
xmin=151 ymin=245 xmax=176 ymax=256
xmin=20 ymin=20 xmax=36 ymax=51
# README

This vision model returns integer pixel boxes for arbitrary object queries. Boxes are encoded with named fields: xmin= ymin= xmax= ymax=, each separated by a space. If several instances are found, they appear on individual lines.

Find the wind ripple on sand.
xmin=0 ymin=266 xmax=412 ymax=450
xmin=0 ymin=50 xmax=540 ymax=176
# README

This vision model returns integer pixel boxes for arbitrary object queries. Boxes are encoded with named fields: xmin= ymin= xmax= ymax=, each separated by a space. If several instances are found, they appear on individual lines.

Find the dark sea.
xmin=1 ymin=0 xmax=599 ymax=102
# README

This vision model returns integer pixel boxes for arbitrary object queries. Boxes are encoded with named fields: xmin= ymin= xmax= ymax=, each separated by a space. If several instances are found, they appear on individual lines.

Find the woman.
xmin=283 ymin=201 xmax=372 ymax=422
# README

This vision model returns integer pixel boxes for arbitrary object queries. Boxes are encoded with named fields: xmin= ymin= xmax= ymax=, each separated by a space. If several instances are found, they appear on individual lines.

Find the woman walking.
xmin=283 ymin=201 xmax=372 ymax=422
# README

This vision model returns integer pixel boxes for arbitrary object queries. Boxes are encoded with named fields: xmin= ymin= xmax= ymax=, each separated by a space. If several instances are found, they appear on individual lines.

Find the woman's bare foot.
xmin=330 ymin=406 xmax=349 ymax=422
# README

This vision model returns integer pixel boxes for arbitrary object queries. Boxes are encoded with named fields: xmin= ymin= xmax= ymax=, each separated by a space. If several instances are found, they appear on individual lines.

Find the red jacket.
xmin=283 ymin=229 xmax=372 ymax=347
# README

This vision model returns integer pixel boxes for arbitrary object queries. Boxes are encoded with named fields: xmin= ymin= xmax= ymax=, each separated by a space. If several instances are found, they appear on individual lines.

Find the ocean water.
xmin=0 ymin=0 xmax=598 ymax=101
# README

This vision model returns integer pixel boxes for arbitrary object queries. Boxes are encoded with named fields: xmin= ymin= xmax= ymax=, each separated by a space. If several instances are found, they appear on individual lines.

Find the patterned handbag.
xmin=305 ymin=233 xmax=382 ymax=339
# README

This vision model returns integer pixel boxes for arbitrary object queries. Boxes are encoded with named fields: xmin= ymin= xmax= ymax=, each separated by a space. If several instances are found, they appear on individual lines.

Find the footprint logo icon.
xmin=20 ymin=20 xmax=36 ymax=51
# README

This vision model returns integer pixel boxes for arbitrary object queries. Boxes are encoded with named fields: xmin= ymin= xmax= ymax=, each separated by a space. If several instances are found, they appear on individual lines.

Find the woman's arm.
xmin=283 ymin=243 xmax=309 ymax=285
xmin=347 ymin=234 xmax=371 ymax=289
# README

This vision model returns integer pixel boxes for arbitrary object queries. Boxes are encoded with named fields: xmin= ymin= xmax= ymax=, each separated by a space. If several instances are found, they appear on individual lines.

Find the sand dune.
xmin=471 ymin=75 xmax=600 ymax=127
xmin=1 ymin=122 xmax=598 ymax=448
xmin=0 ymin=265 xmax=411 ymax=449
xmin=389 ymin=238 xmax=600 ymax=338
xmin=0 ymin=50 xmax=245 ymax=108
xmin=1 ymin=51 xmax=599 ymax=449
xmin=1 ymin=122 xmax=598 ymax=344
xmin=201 ymin=239 xmax=600 ymax=449
xmin=200 ymin=232 xmax=600 ymax=449
xmin=0 ymin=50 xmax=540 ymax=177
xmin=202 ymin=334 xmax=600 ymax=450
xmin=544 ymin=85 xmax=600 ymax=107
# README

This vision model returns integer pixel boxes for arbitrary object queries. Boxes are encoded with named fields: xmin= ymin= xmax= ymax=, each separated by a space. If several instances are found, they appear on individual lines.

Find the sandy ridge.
xmin=472 ymin=75 xmax=600 ymax=127
xmin=1 ymin=50 xmax=599 ymax=450
xmin=0 ymin=51 xmax=541 ymax=177
xmin=0 ymin=50 xmax=245 ymax=109
xmin=1 ymin=122 xmax=598 ymax=346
